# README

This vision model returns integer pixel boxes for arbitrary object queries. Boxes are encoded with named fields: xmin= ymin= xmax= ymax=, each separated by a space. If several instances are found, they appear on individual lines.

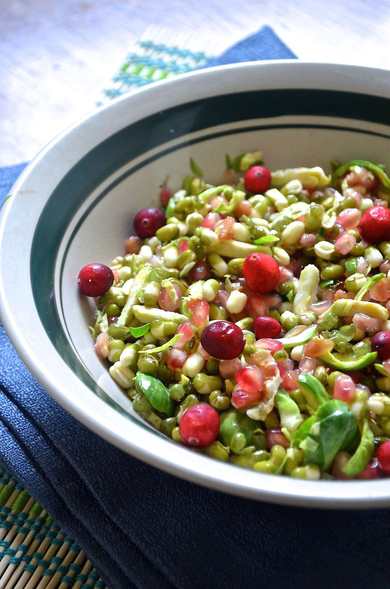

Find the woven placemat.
xmin=1 ymin=36 xmax=207 ymax=589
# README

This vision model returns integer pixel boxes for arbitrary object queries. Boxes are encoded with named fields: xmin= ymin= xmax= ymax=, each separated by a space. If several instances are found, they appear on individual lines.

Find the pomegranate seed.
xmin=201 ymin=212 xmax=221 ymax=229
xmin=175 ymin=322 xmax=195 ymax=349
xmin=253 ymin=316 xmax=281 ymax=339
xmin=359 ymin=206 xmax=390 ymax=243
xmin=215 ymin=290 xmax=229 ymax=308
xmin=215 ymin=216 xmax=235 ymax=240
xmin=178 ymin=240 xmax=189 ymax=253
xmin=266 ymin=429 xmax=289 ymax=449
xmin=234 ymin=200 xmax=252 ymax=217
xmin=124 ymin=235 xmax=141 ymax=254
xmin=78 ymin=263 xmax=114 ymax=297
xmin=255 ymin=338 xmax=283 ymax=354
xmin=333 ymin=374 xmax=356 ymax=403
xmin=278 ymin=267 xmax=294 ymax=284
xmin=179 ymin=403 xmax=220 ymax=447
xmin=357 ymin=457 xmax=382 ymax=479
xmin=158 ymin=284 xmax=181 ymax=312
xmin=335 ymin=233 xmax=356 ymax=255
xmin=187 ymin=261 xmax=211 ymax=282
xmin=95 ymin=332 xmax=110 ymax=359
xmin=369 ymin=277 xmax=390 ymax=302
xmin=236 ymin=365 xmax=264 ymax=393
xmin=337 ymin=208 xmax=362 ymax=230
xmin=231 ymin=387 xmax=262 ymax=410
xmin=376 ymin=440 xmax=390 ymax=475
xmin=160 ymin=184 xmax=172 ymax=207
xmin=188 ymin=299 xmax=209 ymax=328
xmin=219 ymin=358 xmax=242 ymax=378
xmin=244 ymin=165 xmax=272 ymax=194
xmin=133 ymin=207 xmax=165 ymax=238
xmin=210 ymin=196 xmax=226 ymax=209
xmin=372 ymin=331 xmax=390 ymax=360
xmin=201 ymin=320 xmax=244 ymax=360
xmin=165 ymin=348 xmax=187 ymax=370
xmin=243 ymin=253 xmax=281 ymax=294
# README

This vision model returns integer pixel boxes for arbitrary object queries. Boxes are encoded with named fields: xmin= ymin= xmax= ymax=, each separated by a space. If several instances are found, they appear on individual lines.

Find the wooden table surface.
xmin=1 ymin=0 xmax=390 ymax=165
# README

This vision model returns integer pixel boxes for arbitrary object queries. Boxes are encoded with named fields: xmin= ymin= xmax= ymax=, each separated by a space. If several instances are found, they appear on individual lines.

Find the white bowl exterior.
xmin=2 ymin=61 xmax=390 ymax=507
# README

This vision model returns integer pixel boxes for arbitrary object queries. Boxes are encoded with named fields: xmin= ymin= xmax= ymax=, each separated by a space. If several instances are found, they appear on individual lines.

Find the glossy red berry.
xmin=243 ymin=253 xmax=280 ymax=294
xmin=133 ymin=207 xmax=165 ymax=238
xmin=371 ymin=331 xmax=390 ymax=360
xmin=179 ymin=403 xmax=220 ymax=447
xmin=78 ymin=263 xmax=114 ymax=297
xmin=201 ymin=320 xmax=244 ymax=360
xmin=253 ymin=316 xmax=282 ymax=339
xmin=356 ymin=457 xmax=382 ymax=480
xmin=359 ymin=206 xmax=390 ymax=243
xmin=244 ymin=165 xmax=272 ymax=194
xmin=376 ymin=440 xmax=390 ymax=475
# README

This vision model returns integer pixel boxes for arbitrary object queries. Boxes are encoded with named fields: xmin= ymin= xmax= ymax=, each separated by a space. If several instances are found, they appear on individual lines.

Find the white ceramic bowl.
xmin=2 ymin=61 xmax=390 ymax=508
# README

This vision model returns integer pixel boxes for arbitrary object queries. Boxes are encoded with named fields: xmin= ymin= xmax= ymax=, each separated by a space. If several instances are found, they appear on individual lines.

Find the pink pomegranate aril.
xmin=234 ymin=199 xmax=252 ymax=217
xmin=188 ymin=299 xmax=209 ymax=328
xmin=175 ymin=322 xmax=195 ymax=349
xmin=266 ymin=429 xmax=289 ymax=449
xmin=179 ymin=403 xmax=220 ymax=448
xmin=235 ymin=365 xmax=264 ymax=394
xmin=78 ymin=263 xmax=114 ymax=297
xmin=158 ymin=284 xmax=182 ymax=312
xmin=335 ymin=233 xmax=356 ymax=255
xmin=333 ymin=375 xmax=356 ymax=403
xmin=95 ymin=332 xmax=110 ymax=359
xmin=216 ymin=216 xmax=235 ymax=240
xmin=299 ymin=233 xmax=317 ymax=248
xmin=376 ymin=440 xmax=390 ymax=475
xmin=201 ymin=212 xmax=221 ymax=229
xmin=201 ymin=320 xmax=244 ymax=360
xmin=231 ymin=388 xmax=262 ymax=410
xmin=255 ymin=338 xmax=283 ymax=354
xmin=165 ymin=348 xmax=187 ymax=371
xmin=336 ymin=208 xmax=361 ymax=230
xmin=133 ymin=207 xmax=166 ymax=238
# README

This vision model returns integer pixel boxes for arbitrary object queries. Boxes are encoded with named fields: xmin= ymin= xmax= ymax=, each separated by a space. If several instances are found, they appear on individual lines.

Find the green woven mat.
xmin=2 ymin=37 xmax=209 ymax=589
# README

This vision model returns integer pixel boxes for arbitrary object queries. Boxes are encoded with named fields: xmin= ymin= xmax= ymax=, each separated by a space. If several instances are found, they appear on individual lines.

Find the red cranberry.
xmin=244 ymin=165 xmax=272 ymax=194
xmin=254 ymin=316 xmax=282 ymax=339
xmin=133 ymin=207 xmax=165 ymax=238
xmin=78 ymin=263 xmax=114 ymax=297
xmin=243 ymin=253 xmax=280 ymax=294
xmin=187 ymin=261 xmax=211 ymax=282
xmin=160 ymin=184 xmax=172 ymax=207
xmin=201 ymin=320 xmax=244 ymax=360
xmin=356 ymin=457 xmax=382 ymax=480
xmin=372 ymin=331 xmax=390 ymax=360
xmin=179 ymin=403 xmax=220 ymax=447
xmin=376 ymin=440 xmax=390 ymax=475
xmin=359 ymin=206 xmax=390 ymax=243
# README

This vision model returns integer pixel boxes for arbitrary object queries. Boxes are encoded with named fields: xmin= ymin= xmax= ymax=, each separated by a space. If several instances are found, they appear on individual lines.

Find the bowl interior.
xmin=3 ymin=63 xmax=390 ymax=507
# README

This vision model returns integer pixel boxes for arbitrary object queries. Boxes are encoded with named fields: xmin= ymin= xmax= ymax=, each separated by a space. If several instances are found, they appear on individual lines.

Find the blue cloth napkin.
xmin=1 ymin=27 xmax=389 ymax=589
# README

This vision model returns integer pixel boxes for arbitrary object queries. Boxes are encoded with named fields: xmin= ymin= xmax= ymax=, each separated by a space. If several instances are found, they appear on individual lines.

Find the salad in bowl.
xmin=78 ymin=152 xmax=390 ymax=481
